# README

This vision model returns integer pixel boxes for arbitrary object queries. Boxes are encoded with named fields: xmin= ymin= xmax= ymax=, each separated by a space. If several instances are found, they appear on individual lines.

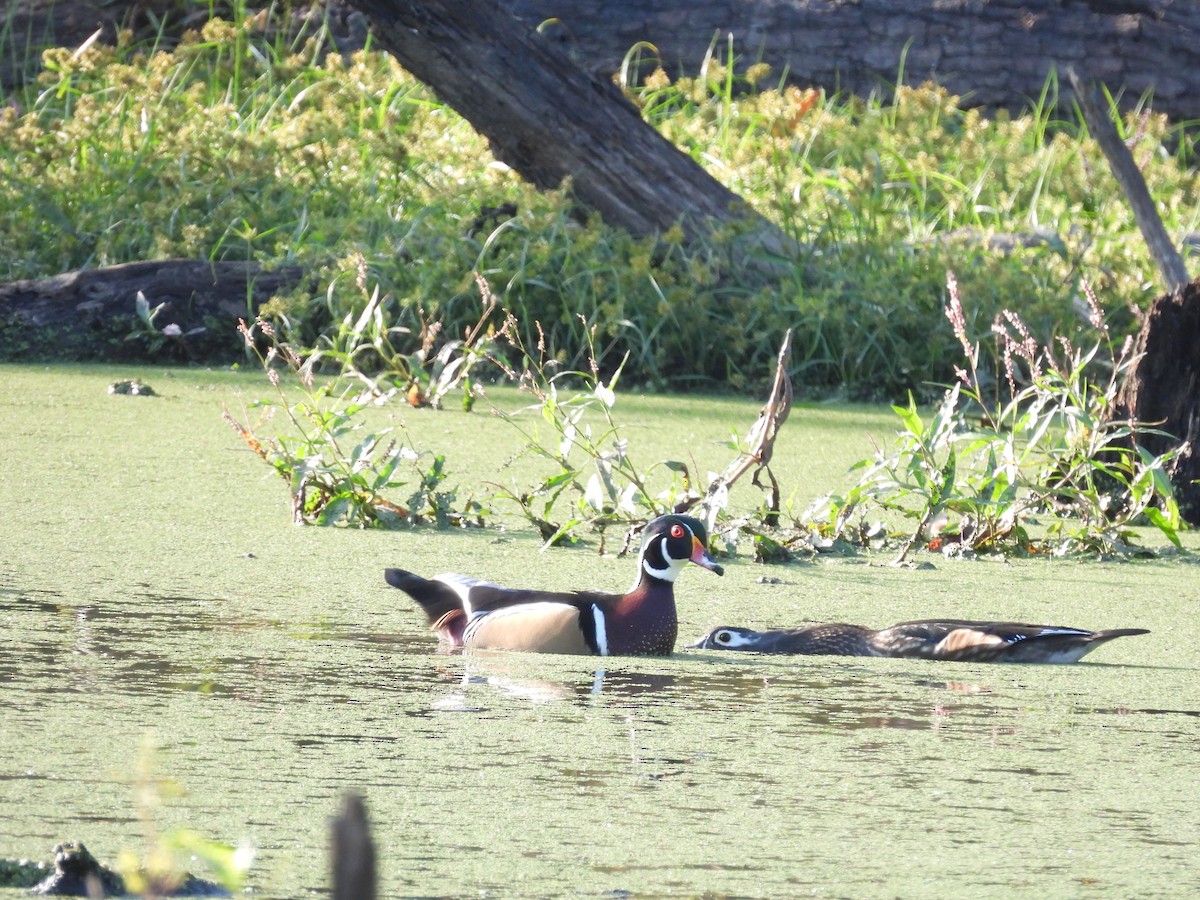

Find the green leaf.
xmin=1142 ymin=507 xmax=1182 ymax=549
xmin=892 ymin=393 xmax=924 ymax=437
xmin=542 ymin=518 xmax=583 ymax=549
xmin=594 ymin=381 xmax=616 ymax=408
xmin=318 ymin=495 xmax=351 ymax=525
xmin=540 ymin=470 xmax=577 ymax=491
xmin=162 ymin=829 xmax=252 ymax=891
xmin=350 ymin=433 xmax=380 ymax=465
xmin=290 ymin=456 xmax=318 ymax=494
xmin=938 ymin=446 xmax=957 ymax=497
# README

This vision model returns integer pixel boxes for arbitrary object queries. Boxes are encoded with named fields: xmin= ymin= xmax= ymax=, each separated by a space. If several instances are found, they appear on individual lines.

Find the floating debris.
xmin=108 ymin=380 xmax=157 ymax=396
xmin=26 ymin=841 xmax=228 ymax=897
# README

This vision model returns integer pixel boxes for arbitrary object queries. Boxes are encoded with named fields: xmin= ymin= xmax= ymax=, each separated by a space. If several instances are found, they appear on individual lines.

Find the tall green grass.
xmin=2 ymin=18 xmax=1198 ymax=397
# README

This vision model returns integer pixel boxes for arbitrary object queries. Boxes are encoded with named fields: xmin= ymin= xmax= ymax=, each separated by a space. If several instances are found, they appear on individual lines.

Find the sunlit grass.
xmin=2 ymin=18 xmax=1198 ymax=398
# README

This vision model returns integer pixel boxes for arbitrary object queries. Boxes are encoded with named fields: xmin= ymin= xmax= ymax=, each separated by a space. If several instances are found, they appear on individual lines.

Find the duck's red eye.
xmin=670 ymin=523 xmax=685 ymax=539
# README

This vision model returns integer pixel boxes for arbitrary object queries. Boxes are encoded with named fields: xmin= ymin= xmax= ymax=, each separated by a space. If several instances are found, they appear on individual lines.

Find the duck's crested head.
xmin=638 ymin=514 xmax=724 ymax=582
xmin=686 ymin=626 xmax=760 ymax=650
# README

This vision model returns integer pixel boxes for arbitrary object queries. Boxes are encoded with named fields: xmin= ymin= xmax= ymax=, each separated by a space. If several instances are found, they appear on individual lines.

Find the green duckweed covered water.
xmin=2 ymin=364 xmax=1199 ymax=898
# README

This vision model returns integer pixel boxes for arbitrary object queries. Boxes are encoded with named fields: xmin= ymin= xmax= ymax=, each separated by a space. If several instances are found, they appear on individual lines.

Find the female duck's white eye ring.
xmin=716 ymin=630 xmax=732 ymax=644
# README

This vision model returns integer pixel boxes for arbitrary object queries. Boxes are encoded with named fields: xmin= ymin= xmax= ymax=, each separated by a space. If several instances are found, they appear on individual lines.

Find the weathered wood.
xmin=505 ymin=0 xmax=1200 ymax=122
xmin=0 ymin=259 xmax=305 ymax=359
xmin=341 ymin=0 xmax=786 ymax=250
xmin=1112 ymin=279 xmax=1200 ymax=524
xmin=331 ymin=791 xmax=376 ymax=900
xmin=1068 ymin=67 xmax=1190 ymax=293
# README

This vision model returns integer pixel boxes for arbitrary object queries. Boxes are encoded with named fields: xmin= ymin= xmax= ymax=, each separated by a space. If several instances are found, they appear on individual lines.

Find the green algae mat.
xmin=2 ymin=364 xmax=1199 ymax=898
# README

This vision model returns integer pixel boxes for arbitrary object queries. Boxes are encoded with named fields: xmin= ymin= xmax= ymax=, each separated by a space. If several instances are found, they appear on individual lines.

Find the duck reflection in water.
xmin=425 ymin=659 xmax=1012 ymax=737
xmin=426 ymin=661 xmax=686 ymax=710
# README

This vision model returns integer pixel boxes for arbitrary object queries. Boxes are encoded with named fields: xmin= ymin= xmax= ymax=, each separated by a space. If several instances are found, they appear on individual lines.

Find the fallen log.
xmin=0 ymin=259 xmax=305 ymax=360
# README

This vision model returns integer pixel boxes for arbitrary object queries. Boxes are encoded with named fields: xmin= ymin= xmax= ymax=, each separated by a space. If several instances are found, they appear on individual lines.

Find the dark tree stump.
xmin=0 ymin=259 xmax=304 ymax=360
xmin=1066 ymin=69 xmax=1199 ymax=524
xmin=1112 ymin=279 xmax=1200 ymax=524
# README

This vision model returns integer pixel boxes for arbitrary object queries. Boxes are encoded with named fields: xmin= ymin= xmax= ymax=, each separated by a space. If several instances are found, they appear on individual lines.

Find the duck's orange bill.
xmin=691 ymin=537 xmax=725 ymax=575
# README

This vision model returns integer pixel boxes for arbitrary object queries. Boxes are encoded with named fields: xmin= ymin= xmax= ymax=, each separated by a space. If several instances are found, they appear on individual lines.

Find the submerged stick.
xmin=332 ymin=792 xmax=376 ymax=900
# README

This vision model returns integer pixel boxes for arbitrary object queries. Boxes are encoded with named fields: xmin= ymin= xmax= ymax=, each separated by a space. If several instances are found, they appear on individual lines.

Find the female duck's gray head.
xmin=686 ymin=626 xmax=760 ymax=650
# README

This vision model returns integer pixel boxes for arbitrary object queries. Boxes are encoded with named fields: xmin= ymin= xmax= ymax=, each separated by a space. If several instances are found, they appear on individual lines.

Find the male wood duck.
xmin=385 ymin=514 xmax=724 ymax=655
xmin=687 ymin=620 xmax=1149 ymax=664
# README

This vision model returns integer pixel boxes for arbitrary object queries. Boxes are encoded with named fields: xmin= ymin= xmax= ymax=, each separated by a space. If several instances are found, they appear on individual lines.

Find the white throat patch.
xmin=637 ymin=536 xmax=685 ymax=586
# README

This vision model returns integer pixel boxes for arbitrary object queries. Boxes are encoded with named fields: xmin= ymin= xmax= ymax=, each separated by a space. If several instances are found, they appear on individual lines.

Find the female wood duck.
xmin=386 ymin=515 xmax=724 ymax=656
xmin=687 ymin=620 xmax=1149 ymax=664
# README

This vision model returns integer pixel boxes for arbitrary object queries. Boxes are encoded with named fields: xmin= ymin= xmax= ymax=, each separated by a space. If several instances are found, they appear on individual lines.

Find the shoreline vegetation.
xmin=1 ymin=15 xmax=1197 ymax=398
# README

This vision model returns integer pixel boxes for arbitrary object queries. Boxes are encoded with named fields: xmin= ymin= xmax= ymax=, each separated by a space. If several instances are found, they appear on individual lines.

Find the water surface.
xmin=2 ymin=364 xmax=1198 ymax=897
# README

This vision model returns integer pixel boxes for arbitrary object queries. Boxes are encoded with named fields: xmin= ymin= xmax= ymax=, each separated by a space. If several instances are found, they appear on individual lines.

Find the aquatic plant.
xmin=117 ymin=734 xmax=253 ymax=895
xmin=484 ymin=297 xmax=685 ymax=548
xmin=0 ymin=858 xmax=46 ymax=889
xmin=484 ymin=274 xmax=793 ymax=551
xmin=224 ymin=316 xmax=481 ymax=528
xmin=126 ymin=290 xmax=206 ymax=358
xmin=311 ymin=254 xmax=501 ymax=411
xmin=821 ymin=272 xmax=1183 ymax=560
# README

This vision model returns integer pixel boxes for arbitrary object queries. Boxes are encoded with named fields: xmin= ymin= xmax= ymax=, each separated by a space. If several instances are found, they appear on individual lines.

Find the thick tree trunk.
xmin=342 ymin=0 xmax=784 ymax=249
xmin=506 ymin=0 xmax=1200 ymax=122
xmin=0 ymin=259 xmax=304 ymax=360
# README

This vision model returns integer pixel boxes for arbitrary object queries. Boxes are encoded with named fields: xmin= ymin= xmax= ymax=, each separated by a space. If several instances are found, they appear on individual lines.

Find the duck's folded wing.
xmin=880 ymin=620 xmax=1147 ymax=663
xmin=993 ymin=625 xmax=1149 ymax=663
xmin=460 ymin=583 xmax=619 ymax=615
xmin=877 ymin=620 xmax=1025 ymax=661
xmin=465 ymin=602 xmax=598 ymax=654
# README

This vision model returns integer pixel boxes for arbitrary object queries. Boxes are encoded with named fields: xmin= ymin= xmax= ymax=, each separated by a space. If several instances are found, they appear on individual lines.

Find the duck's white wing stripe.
xmin=592 ymin=606 xmax=608 ymax=656
xmin=1034 ymin=627 xmax=1091 ymax=636
xmin=1004 ymin=626 xmax=1091 ymax=645
xmin=433 ymin=573 xmax=502 ymax=615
